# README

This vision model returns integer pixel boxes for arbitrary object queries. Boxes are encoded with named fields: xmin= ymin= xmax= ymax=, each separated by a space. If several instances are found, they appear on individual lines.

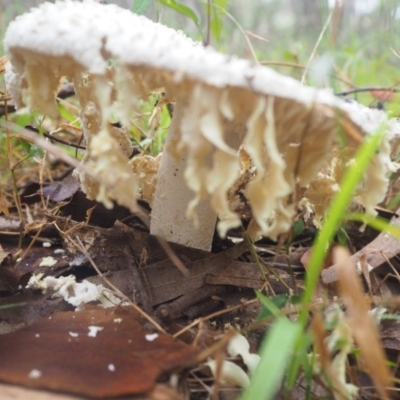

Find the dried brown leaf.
xmin=0 ymin=55 xmax=7 ymax=74
xmin=0 ymin=307 xmax=200 ymax=398
xmin=322 ymin=207 xmax=400 ymax=284
xmin=0 ymin=190 xmax=10 ymax=216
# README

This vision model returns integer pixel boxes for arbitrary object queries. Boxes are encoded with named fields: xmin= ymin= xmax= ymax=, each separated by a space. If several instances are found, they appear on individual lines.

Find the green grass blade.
xmin=283 ymin=126 xmax=386 ymax=395
xmin=0 ymin=302 xmax=27 ymax=310
xmin=347 ymin=212 xmax=400 ymax=238
xmin=241 ymin=318 xmax=301 ymax=400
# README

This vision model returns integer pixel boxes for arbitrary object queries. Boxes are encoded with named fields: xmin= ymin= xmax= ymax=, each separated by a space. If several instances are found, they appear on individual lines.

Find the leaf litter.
xmin=2 ymin=156 xmax=400 ymax=399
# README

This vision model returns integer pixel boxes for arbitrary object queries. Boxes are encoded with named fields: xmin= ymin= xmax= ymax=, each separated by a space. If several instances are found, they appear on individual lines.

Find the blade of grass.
xmin=241 ymin=318 xmax=301 ymax=400
xmin=346 ymin=212 xmax=400 ymax=238
xmin=284 ymin=124 xmax=387 ymax=393
xmin=0 ymin=302 xmax=26 ymax=310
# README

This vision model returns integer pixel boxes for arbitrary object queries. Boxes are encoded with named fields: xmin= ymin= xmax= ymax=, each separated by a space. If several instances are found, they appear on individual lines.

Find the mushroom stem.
xmin=150 ymin=102 xmax=217 ymax=251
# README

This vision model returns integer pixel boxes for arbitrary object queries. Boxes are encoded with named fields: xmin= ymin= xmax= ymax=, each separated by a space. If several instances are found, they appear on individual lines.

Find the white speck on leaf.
xmin=108 ymin=364 xmax=115 ymax=372
xmin=145 ymin=333 xmax=158 ymax=342
xmin=88 ymin=326 xmax=104 ymax=337
xmin=28 ymin=369 xmax=42 ymax=379
xmin=69 ymin=332 xmax=79 ymax=337
xmin=113 ymin=318 xmax=122 ymax=323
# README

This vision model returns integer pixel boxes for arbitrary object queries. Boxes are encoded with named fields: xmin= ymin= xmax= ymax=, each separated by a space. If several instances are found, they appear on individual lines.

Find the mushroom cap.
xmin=3 ymin=1 xmax=352 ymax=115
xmin=4 ymin=0 xmax=400 ymax=241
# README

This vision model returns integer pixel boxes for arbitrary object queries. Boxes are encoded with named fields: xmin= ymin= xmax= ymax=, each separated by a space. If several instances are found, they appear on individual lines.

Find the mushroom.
xmin=4 ymin=1 xmax=399 ymax=251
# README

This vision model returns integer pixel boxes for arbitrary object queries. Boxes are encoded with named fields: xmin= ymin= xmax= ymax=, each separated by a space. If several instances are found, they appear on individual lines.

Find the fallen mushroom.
xmin=4 ymin=1 xmax=400 ymax=251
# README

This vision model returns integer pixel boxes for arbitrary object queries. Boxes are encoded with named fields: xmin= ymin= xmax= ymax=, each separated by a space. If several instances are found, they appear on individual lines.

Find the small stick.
xmin=335 ymin=86 xmax=400 ymax=97
xmin=156 ymin=285 xmax=227 ymax=321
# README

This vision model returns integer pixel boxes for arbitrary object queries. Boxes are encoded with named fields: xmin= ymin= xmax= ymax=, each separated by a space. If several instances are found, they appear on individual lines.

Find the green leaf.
xmin=292 ymin=219 xmax=305 ymax=238
xmin=282 ymin=50 xmax=298 ymax=62
xmin=19 ymin=138 xmax=44 ymax=159
xmin=336 ymin=226 xmax=348 ymax=246
xmin=57 ymin=103 xmax=78 ymax=125
xmin=132 ymin=0 xmax=153 ymax=15
xmin=241 ymin=318 xmax=301 ymax=400
xmin=256 ymin=292 xmax=289 ymax=321
xmin=158 ymin=0 xmax=199 ymax=26
xmin=208 ymin=0 xmax=228 ymax=43
xmin=285 ymin=331 xmax=313 ymax=389
xmin=210 ymin=15 xmax=223 ymax=42
xmin=387 ymin=190 xmax=400 ymax=210
xmin=19 ymin=138 xmax=32 ymax=154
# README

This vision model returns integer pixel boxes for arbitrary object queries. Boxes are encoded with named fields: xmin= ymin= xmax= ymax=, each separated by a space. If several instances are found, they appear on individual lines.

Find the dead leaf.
xmin=0 ymin=55 xmax=7 ymax=74
xmin=0 ymin=307 xmax=200 ymax=398
xmin=0 ymin=190 xmax=10 ymax=216
xmin=0 ymin=382 xmax=184 ymax=400
xmin=322 ymin=207 xmax=400 ymax=284
xmin=143 ymin=241 xmax=248 ymax=305
xmin=0 ymin=251 xmax=21 ymax=291
xmin=0 ymin=382 xmax=86 ymax=400
xmin=0 ymin=290 xmax=68 ymax=335
xmin=41 ymin=175 xmax=80 ymax=202
xmin=371 ymin=90 xmax=397 ymax=103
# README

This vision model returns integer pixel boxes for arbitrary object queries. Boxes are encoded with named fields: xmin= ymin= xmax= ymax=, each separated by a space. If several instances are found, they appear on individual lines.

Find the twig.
xmin=245 ymin=30 xmax=269 ymax=42
xmin=156 ymin=285 xmax=227 ymax=321
xmin=173 ymin=298 xmax=258 ymax=339
xmin=25 ymin=125 xmax=86 ymax=150
xmin=335 ymin=86 xmax=400 ymax=97
xmin=194 ymin=328 xmax=237 ymax=364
